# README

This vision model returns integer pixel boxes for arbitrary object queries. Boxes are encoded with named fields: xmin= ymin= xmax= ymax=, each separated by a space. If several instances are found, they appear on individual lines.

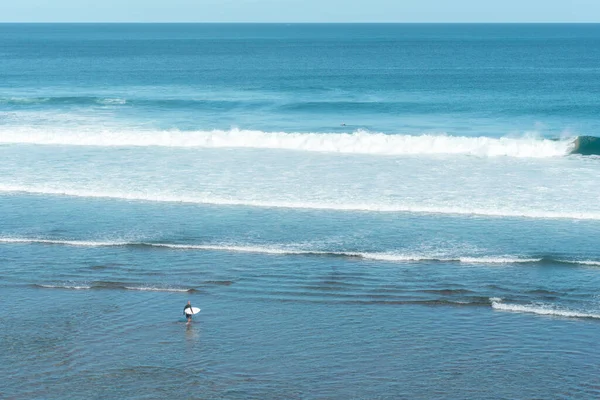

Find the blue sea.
xmin=1 ymin=23 xmax=600 ymax=399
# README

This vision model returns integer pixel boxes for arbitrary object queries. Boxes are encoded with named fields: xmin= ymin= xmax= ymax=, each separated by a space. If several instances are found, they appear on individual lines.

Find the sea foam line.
xmin=1 ymin=237 xmax=594 ymax=266
xmin=124 ymin=286 xmax=191 ymax=292
xmin=1 ymin=184 xmax=599 ymax=221
xmin=491 ymin=299 xmax=600 ymax=319
xmin=38 ymin=284 xmax=91 ymax=290
xmin=0 ymin=128 xmax=576 ymax=158
xmin=0 ymin=237 xmax=127 ymax=247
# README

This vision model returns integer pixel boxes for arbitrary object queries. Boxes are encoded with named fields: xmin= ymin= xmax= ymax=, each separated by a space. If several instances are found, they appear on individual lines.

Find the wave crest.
xmin=3 ymin=238 xmax=599 ymax=266
xmin=491 ymin=298 xmax=600 ymax=319
xmin=0 ymin=127 xmax=581 ymax=158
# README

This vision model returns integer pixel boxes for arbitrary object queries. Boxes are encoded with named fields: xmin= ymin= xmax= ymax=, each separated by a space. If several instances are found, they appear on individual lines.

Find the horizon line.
xmin=1 ymin=21 xmax=599 ymax=24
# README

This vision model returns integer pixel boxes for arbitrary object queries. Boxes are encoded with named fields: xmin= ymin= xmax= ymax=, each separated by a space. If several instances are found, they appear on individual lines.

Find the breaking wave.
xmin=571 ymin=135 xmax=600 ymax=156
xmin=491 ymin=298 xmax=600 ymax=319
xmin=0 ymin=127 xmax=592 ymax=158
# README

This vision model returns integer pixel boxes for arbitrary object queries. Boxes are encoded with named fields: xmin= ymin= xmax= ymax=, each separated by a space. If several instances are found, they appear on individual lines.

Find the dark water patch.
xmin=370 ymin=286 xmax=407 ymax=295
xmin=415 ymin=298 xmax=491 ymax=307
xmin=89 ymin=265 xmax=111 ymax=270
xmin=570 ymin=135 xmax=600 ymax=156
xmin=420 ymin=289 xmax=475 ymax=295
xmin=527 ymin=289 xmax=565 ymax=296
xmin=485 ymin=284 xmax=513 ymax=292
xmin=318 ymin=279 xmax=366 ymax=288
xmin=91 ymin=281 xmax=129 ymax=290
xmin=300 ymin=284 xmax=353 ymax=292
xmin=87 ymin=264 xmax=123 ymax=271
xmin=277 ymin=100 xmax=469 ymax=115
xmin=203 ymin=280 xmax=234 ymax=286
xmin=0 ymin=95 xmax=271 ymax=111
xmin=338 ymin=298 xmax=492 ymax=307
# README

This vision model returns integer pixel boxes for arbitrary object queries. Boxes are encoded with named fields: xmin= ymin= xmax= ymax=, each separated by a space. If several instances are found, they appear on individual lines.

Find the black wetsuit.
xmin=183 ymin=304 xmax=193 ymax=317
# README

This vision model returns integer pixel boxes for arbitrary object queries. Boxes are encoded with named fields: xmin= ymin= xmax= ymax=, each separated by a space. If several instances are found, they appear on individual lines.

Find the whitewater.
xmin=0 ymin=126 xmax=585 ymax=157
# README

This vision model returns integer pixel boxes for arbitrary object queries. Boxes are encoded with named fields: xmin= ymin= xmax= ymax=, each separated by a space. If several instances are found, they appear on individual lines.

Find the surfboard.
xmin=184 ymin=307 xmax=200 ymax=315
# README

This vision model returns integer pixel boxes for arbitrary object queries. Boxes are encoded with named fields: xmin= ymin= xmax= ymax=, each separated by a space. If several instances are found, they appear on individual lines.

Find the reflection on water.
xmin=185 ymin=322 xmax=200 ymax=341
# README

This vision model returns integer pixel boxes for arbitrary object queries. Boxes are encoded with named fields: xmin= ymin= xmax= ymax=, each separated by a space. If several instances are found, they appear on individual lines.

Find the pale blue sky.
xmin=1 ymin=0 xmax=598 ymax=23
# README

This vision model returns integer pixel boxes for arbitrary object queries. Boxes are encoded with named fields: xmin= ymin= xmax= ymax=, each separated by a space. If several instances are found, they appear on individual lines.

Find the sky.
xmin=1 ymin=0 xmax=599 ymax=23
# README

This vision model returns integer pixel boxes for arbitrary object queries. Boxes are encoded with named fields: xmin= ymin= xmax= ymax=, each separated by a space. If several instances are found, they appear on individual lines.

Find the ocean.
xmin=1 ymin=23 xmax=600 ymax=399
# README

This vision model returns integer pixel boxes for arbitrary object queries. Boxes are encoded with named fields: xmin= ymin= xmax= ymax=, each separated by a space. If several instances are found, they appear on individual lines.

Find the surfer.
xmin=183 ymin=301 xmax=193 ymax=324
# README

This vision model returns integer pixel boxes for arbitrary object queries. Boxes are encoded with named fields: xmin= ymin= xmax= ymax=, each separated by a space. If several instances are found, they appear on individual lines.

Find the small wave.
xmin=96 ymin=98 xmax=127 ymax=105
xmin=0 ymin=238 xmax=544 ymax=264
xmin=561 ymin=259 xmax=600 ymax=267
xmin=0 ymin=127 xmax=579 ymax=158
xmin=36 ymin=284 xmax=91 ymax=290
xmin=0 ymin=237 xmax=128 ymax=247
xmin=0 ymin=97 xmax=51 ymax=105
xmin=149 ymin=243 xmax=307 ymax=254
xmin=0 ymin=96 xmax=127 ymax=106
xmin=35 ymin=282 xmax=192 ymax=292
xmin=2 ymin=237 xmax=599 ymax=266
xmin=491 ymin=298 xmax=600 ymax=319
xmin=361 ymin=254 xmax=542 ymax=264
xmin=124 ymin=286 xmax=193 ymax=292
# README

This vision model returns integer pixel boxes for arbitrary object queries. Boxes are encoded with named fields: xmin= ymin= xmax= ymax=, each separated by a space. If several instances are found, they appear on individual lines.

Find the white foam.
xmin=491 ymin=299 xmax=600 ymax=319
xmin=565 ymin=260 xmax=600 ymax=267
xmin=1 ymin=184 xmax=598 ymax=221
xmin=354 ymin=254 xmax=542 ymax=263
xmin=151 ymin=243 xmax=308 ymax=254
xmin=0 ymin=127 xmax=575 ymax=158
xmin=456 ymin=256 xmax=541 ymax=264
xmin=124 ymin=286 xmax=190 ymax=292
xmin=39 ymin=284 xmax=91 ymax=290
xmin=96 ymin=98 xmax=127 ymax=105
xmin=0 ymin=237 xmax=126 ymax=247
xmin=0 ymin=97 xmax=50 ymax=104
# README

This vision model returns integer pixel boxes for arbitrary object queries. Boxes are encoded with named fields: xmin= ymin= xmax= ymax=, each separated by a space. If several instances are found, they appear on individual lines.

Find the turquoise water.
xmin=1 ymin=23 xmax=600 ymax=399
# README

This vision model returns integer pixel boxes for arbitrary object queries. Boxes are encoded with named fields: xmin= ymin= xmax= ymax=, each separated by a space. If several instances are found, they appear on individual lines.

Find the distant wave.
xmin=0 ymin=237 xmax=128 ymax=247
xmin=491 ymin=298 xmax=600 ymax=319
xmin=34 ymin=282 xmax=194 ymax=292
xmin=124 ymin=286 xmax=193 ymax=292
xmin=4 ymin=237 xmax=599 ymax=267
xmin=36 ymin=283 xmax=91 ymax=290
xmin=0 ymin=96 xmax=127 ymax=106
xmin=0 ymin=96 xmax=268 ymax=110
xmin=0 ymin=127 xmax=587 ymax=158
xmin=1 ymin=184 xmax=599 ymax=220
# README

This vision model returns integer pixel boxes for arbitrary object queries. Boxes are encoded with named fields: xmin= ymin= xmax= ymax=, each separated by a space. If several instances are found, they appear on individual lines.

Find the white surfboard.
xmin=184 ymin=307 xmax=200 ymax=315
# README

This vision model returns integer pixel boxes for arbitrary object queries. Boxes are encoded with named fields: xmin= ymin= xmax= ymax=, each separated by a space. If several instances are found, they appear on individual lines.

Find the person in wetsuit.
xmin=183 ymin=300 xmax=193 ymax=324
